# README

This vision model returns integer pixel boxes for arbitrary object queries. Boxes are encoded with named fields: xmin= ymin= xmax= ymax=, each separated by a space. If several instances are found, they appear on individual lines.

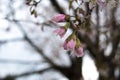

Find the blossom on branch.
xmin=63 ymin=39 xmax=76 ymax=50
xmin=63 ymin=34 xmax=84 ymax=57
xmin=51 ymin=14 xmax=66 ymax=23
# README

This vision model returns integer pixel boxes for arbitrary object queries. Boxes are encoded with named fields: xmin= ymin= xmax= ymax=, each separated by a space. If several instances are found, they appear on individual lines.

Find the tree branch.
xmin=1 ymin=67 xmax=51 ymax=80
xmin=50 ymin=0 xmax=65 ymax=14
xmin=107 ymin=3 xmax=120 ymax=60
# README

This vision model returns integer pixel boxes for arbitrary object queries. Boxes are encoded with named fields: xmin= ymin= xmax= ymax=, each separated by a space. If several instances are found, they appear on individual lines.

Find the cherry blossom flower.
xmin=54 ymin=27 xmax=66 ymax=38
xmin=51 ymin=14 xmax=66 ymax=23
xmin=63 ymin=39 xmax=76 ymax=50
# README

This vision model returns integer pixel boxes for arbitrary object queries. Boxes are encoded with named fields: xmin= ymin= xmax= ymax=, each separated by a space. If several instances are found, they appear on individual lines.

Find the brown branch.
xmin=50 ymin=0 xmax=65 ymax=14
xmin=95 ymin=5 xmax=100 ymax=50
xmin=11 ymin=19 xmax=75 ymax=79
xmin=12 ymin=20 xmax=63 ymax=68
xmin=77 ymin=32 xmax=97 ymax=58
xmin=1 ymin=67 xmax=51 ymax=80
xmin=108 ymin=30 xmax=120 ymax=60
xmin=0 ymin=38 xmax=24 ymax=44
xmin=107 ymin=3 xmax=120 ymax=60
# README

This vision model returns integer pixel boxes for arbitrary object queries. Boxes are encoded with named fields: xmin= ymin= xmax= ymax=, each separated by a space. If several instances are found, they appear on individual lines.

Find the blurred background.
xmin=0 ymin=0 xmax=120 ymax=80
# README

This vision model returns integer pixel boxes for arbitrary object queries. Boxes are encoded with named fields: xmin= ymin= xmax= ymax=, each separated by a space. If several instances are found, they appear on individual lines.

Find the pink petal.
xmin=51 ymin=14 xmax=66 ymax=23
xmin=63 ymin=41 xmax=68 ymax=50
xmin=67 ymin=39 xmax=76 ymax=50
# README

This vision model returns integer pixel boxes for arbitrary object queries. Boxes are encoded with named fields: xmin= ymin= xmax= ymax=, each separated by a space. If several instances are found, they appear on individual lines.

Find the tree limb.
xmin=50 ymin=0 xmax=65 ymax=14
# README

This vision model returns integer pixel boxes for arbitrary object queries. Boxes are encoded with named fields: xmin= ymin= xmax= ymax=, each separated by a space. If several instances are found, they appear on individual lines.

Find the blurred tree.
xmin=0 ymin=0 xmax=120 ymax=80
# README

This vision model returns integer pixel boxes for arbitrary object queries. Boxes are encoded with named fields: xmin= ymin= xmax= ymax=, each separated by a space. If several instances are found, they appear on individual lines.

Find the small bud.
xmin=51 ymin=14 xmax=66 ymax=23
xmin=63 ymin=39 xmax=76 ymax=50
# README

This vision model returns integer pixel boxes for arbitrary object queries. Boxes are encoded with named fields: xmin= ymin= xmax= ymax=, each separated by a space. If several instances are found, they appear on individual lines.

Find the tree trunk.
xmin=65 ymin=57 xmax=83 ymax=80
xmin=96 ymin=61 xmax=116 ymax=80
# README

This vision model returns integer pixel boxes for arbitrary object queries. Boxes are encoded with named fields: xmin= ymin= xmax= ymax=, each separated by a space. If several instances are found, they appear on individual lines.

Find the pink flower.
xmin=75 ymin=46 xmax=84 ymax=57
xmin=51 ymin=14 xmax=66 ymax=23
xmin=63 ymin=39 xmax=76 ymax=50
xmin=54 ymin=27 xmax=66 ymax=38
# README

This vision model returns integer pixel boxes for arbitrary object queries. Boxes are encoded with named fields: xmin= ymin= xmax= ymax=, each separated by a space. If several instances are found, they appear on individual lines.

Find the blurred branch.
xmin=0 ymin=18 xmax=70 ymax=79
xmin=107 ymin=3 xmax=120 ymax=60
xmin=0 ymin=38 xmax=24 ymax=44
xmin=13 ymin=21 xmax=59 ymax=67
xmin=0 ymin=59 xmax=44 ymax=65
xmin=50 ymin=0 xmax=65 ymax=14
xmin=95 ymin=5 xmax=100 ymax=51
xmin=3 ymin=18 xmax=58 ymax=29
xmin=77 ymin=32 xmax=97 ymax=58
xmin=108 ymin=31 xmax=120 ymax=60
xmin=3 ymin=17 xmax=72 ymax=79
xmin=1 ymin=67 xmax=51 ymax=80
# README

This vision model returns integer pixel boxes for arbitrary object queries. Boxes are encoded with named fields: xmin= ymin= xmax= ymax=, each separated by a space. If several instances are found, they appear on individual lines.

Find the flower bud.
xmin=51 ymin=14 xmax=66 ymax=23
xmin=63 ymin=39 xmax=76 ymax=50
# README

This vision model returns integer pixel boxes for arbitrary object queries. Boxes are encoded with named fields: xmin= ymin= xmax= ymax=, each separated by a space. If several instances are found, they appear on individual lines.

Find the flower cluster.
xmin=52 ymin=14 xmax=84 ymax=57
xmin=51 ymin=1 xmax=115 ymax=57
